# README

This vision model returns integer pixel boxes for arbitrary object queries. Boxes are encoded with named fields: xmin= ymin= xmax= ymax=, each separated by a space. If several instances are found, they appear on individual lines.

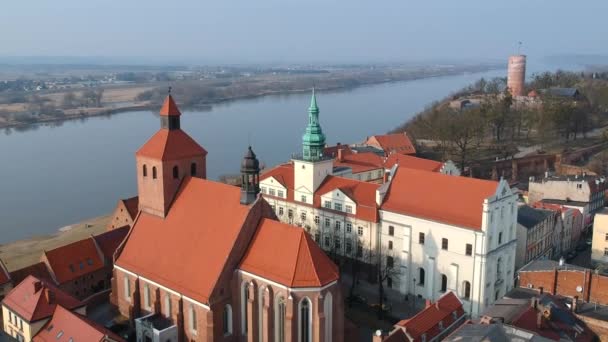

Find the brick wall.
xmin=519 ymin=268 xmax=608 ymax=305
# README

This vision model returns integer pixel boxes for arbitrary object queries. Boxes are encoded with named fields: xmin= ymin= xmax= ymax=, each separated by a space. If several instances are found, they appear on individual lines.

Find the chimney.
xmin=425 ymin=299 xmax=432 ymax=308
xmin=33 ymin=281 xmax=42 ymax=293
xmin=45 ymin=288 xmax=55 ymax=304
xmin=337 ymin=148 xmax=344 ymax=162
xmin=372 ymin=330 xmax=384 ymax=342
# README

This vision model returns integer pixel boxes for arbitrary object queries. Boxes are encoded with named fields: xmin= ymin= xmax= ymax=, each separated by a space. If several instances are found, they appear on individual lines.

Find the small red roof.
xmin=159 ymin=94 xmax=181 ymax=116
xmin=334 ymin=151 xmax=384 ymax=174
xmin=395 ymin=291 xmax=464 ymax=341
xmin=43 ymin=238 xmax=104 ymax=284
xmin=384 ymin=153 xmax=443 ymax=172
xmin=261 ymin=163 xmax=295 ymax=191
xmin=382 ymin=167 xmax=499 ymax=230
xmin=367 ymin=133 xmax=416 ymax=155
xmin=240 ymin=219 xmax=339 ymax=287
xmin=93 ymin=226 xmax=129 ymax=262
xmin=136 ymin=128 xmax=207 ymax=161
xmin=116 ymin=177 xmax=254 ymax=304
xmin=34 ymin=305 xmax=124 ymax=342
xmin=0 ymin=259 xmax=10 ymax=285
xmin=2 ymin=275 xmax=83 ymax=322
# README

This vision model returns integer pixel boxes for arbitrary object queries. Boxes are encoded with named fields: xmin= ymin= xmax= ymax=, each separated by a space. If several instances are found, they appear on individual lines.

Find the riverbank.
xmin=0 ymin=215 xmax=110 ymax=272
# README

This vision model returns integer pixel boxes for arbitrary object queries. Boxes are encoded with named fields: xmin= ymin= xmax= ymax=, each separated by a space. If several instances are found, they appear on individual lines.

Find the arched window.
xmin=164 ymin=294 xmax=171 ymax=317
xmin=189 ymin=304 xmax=197 ymax=332
xmin=173 ymin=166 xmax=179 ymax=179
xmin=191 ymin=162 xmax=197 ymax=176
xmin=275 ymin=296 xmax=286 ymax=342
xmin=258 ymin=287 xmax=265 ymax=342
xmin=440 ymin=274 xmax=447 ymax=292
xmin=324 ymin=293 xmax=333 ymax=342
xmin=418 ymin=268 xmax=425 ymax=285
xmin=463 ymin=281 xmax=471 ymax=300
xmin=143 ymin=164 xmax=147 ymax=177
xmin=299 ymin=297 xmax=312 ymax=342
xmin=223 ymin=304 xmax=233 ymax=336
xmin=152 ymin=166 xmax=157 ymax=179
xmin=241 ymin=282 xmax=249 ymax=335
xmin=144 ymin=283 xmax=150 ymax=309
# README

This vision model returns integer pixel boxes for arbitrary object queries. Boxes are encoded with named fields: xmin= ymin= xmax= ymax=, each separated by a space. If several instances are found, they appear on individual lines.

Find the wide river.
xmin=0 ymin=61 xmax=580 ymax=243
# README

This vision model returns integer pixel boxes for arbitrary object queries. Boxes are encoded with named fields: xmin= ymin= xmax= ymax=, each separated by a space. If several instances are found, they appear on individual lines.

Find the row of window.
xmin=6 ymin=310 xmax=24 ymax=331
xmin=273 ymin=205 xmax=365 ymax=237
xmin=261 ymin=186 xmax=285 ymax=198
xmin=323 ymin=200 xmax=353 ymax=214
xmin=142 ymin=163 xmax=198 ymax=179
xmin=415 ymin=268 xmax=472 ymax=300
xmin=416 ymin=232 xmax=474 ymax=256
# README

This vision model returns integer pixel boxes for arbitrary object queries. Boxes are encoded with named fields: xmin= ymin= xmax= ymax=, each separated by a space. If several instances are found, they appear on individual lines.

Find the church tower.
xmin=135 ymin=93 xmax=208 ymax=217
xmin=293 ymin=89 xmax=333 ymax=205
xmin=240 ymin=146 xmax=260 ymax=205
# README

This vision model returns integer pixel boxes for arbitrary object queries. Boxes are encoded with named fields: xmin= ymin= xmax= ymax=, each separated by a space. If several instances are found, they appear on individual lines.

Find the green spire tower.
xmin=302 ymin=88 xmax=326 ymax=161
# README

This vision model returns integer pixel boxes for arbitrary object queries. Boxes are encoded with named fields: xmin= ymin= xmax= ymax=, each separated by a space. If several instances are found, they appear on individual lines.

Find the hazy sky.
xmin=2 ymin=1 xmax=608 ymax=64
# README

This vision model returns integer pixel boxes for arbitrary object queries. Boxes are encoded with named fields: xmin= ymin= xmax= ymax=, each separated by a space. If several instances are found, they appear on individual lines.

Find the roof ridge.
xmin=301 ymin=231 xmax=322 ymax=286
xmin=291 ymin=230 xmax=305 ymax=287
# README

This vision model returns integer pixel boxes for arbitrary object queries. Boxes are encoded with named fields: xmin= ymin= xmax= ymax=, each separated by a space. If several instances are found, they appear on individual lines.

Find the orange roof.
xmin=384 ymin=153 xmax=443 ymax=172
xmin=136 ymin=129 xmax=207 ymax=161
xmin=0 ymin=259 xmax=10 ymax=285
xmin=43 ymin=238 xmax=104 ymax=284
xmin=9 ymin=262 xmax=52 ymax=286
xmin=159 ymin=94 xmax=181 ymax=116
xmin=121 ymin=196 xmax=139 ymax=220
xmin=334 ymin=151 xmax=384 ymax=174
xmin=368 ymin=133 xmax=416 ymax=155
xmin=323 ymin=144 xmax=352 ymax=158
xmin=116 ymin=177 xmax=254 ymax=303
xmin=93 ymin=226 xmax=129 ymax=262
xmin=382 ymin=167 xmax=499 ymax=230
xmin=34 ymin=305 xmax=124 ymax=342
xmin=260 ymin=164 xmax=380 ymax=222
xmin=396 ymin=291 xmax=464 ymax=341
xmin=240 ymin=219 xmax=338 ymax=287
xmin=2 ymin=275 xmax=83 ymax=322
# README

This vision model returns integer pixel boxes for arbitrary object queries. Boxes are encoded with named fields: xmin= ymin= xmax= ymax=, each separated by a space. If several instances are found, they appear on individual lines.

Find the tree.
xmin=375 ymin=250 xmax=399 ymax=319
xmin=62 ymin=92 xmax=77 ymax=109
xmin=447 ymin=107 xmax=486 ymax=173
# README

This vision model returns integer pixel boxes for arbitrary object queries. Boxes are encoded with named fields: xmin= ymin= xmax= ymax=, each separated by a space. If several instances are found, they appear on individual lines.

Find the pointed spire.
xmin=309 ymin=87 xmax=319 ymax=115
xmin=159 ymin=93 xmax=181 ymax=117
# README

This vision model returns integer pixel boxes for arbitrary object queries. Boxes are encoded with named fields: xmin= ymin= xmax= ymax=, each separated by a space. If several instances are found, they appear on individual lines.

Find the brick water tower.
xmin=507 ymin=55 xmax=526 ymax=97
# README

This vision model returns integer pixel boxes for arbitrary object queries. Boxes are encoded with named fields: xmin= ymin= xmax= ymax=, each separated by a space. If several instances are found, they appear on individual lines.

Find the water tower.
xmin=507 ymin=55 xmax=526 ymax=97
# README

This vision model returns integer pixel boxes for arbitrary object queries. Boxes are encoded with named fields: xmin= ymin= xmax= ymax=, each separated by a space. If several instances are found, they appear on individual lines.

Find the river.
xmin=0 ymin=60 xmax=583 ymax=243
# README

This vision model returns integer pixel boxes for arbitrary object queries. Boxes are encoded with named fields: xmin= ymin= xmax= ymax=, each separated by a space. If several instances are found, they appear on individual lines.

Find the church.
xmin=111 ymin=94 xmax=344 ymax=342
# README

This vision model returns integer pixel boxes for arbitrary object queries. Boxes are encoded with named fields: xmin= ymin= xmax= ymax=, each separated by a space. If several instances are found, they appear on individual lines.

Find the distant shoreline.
xmin=0 ymin=66 xmax=503 ymax=131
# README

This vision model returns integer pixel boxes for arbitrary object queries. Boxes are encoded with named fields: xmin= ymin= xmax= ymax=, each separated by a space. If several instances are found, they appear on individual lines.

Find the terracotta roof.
xmin=260 ymin=163 xmax=380 ymax=222
xmin=116 ymin=177 xmax=254 ymax=304
xmin=240 ymin=219 xmax=338 ymax=287
xmin=121 ymin=196 xmax=139 ymax=220
xmin=368 ymin=133 xmax=416 ymax=155
xmin=43 ymin=238 xmax=104 ymax=285
xmin=93 ymin=226 xmax=129 ymax=262
xmin=382 ymin=167 xmax=499 ymax=230
xmin=9 ymin=262 xmax=53 ymax=286
xmin=323 ymin=144 xmax=352 ymax=158
xmin=34 ymin=305 xmax=124 ymax=342
xmin=0 ymin=259 xmax=10 ymax=285
xmin=334 ymin=151 xmax=384 ymax=174
xmin=384 ymin=153 xmax=443 ymax=172
xmin=2 ymin=275 xmax=83 ymax=322
xmin=136 ymin=128 xmax=207 ymax=161
xmin=159 ymin=94 xmax=181 ymax=116
xmin=395 ymin=291 xmax=464 ymax=341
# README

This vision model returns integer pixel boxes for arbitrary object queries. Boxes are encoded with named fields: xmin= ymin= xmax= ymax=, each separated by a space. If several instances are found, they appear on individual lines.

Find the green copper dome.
xmin=302 ymin=88 xmax=326 ymax=161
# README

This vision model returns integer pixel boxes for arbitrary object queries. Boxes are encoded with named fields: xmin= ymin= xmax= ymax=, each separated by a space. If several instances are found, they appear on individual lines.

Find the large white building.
xmin=260 ymin=90 xmax=517 ymax=317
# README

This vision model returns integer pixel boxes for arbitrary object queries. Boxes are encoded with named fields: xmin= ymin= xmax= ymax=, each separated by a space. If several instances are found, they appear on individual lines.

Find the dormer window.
xmin=324 ymin=201 xmax=332 ymax=209
xmin=334 ymin=203 xmax=342 ymax=211
xmin=345 ymin=205 xmax=352 ymax=213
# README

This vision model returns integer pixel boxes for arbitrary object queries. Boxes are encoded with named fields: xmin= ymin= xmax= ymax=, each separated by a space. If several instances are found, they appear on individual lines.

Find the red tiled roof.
xmin=395 ymin=291 xmax=464 ymax=341
xmin=240 ymin=219 xmax=338 ymax=287
xmin=43 ymin=238 xmax=104 ymax=284
xmin=511 ymin=305 xmax=595 ymax=341
xmin=334 ymin=151 xmax=384 ymax=174
xmin=122 ymin=196 xmax=139 ymax=220
xmin=93 ymin=226 xmax=129 ymax=262
xmin=260 ymin=163 xmax=380 ymax=222
xmin=9 ymin=262 xmax=53 ymax=286
xmin=2 ymin=275 xmax=83 ymax=322
xmin=34 ymin=305 xmax=124 ymax=342
xmin=116 ymin=177 xmax=254 ymax=304
xmin=382 ymin=167 xmax=499 ymax=230
xmin=384 ymin=153 xmax=443 ymax=172
xmin=0 ymin=259 xmax=10 ymax=285
xmin=136 ymin=128 xmax=208 ymax=161
xmin=323 ymin=144 xmax=352 ymax=158
xmin=368 ymin=133 xmax=416 ymax=155
xmin=159 ymin=94 xmax=181 ymax=116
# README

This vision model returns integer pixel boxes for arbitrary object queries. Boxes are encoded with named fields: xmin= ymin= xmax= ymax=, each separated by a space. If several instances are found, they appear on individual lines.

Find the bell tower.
xmin=240 ymin=146 xmax=260 ymax=205
xmin=135 ymin=92 xmax=208 ymax=217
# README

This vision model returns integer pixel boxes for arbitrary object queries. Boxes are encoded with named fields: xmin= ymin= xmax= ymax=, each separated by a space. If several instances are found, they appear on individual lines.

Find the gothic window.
xmin=143 ymin=165 xmax=147 ymax=177
xmin=419 ymin=268 xmax=425 ymax=285
xmin=463 ymin=281 xmax=471 ymax=299
xmin=275 ymin=297 xmax=286 ymax=342
xmin=299 ymin=297 xmax=312 ymax=342
xmin=152 ymin=166 xmax=157 ymax=179
xmin=441 ymin=274 xmax=447 ymax=292
xmin=124 ymin=276 xmax=130 ymax=300
xmin=241 ymin=282 xmax=249 ymax=334
xmin=173 ymin=166 xmax=179 ymax=179
xmin=324 ymin=293 xmax=333 ymax=342
xmin=191 ymin=162 xmax=197 ymax=176
xmin=164 ymin=294 xmax=171 ymax=317
xmin=223 ymin=304 xmax=233 ymax=335
xmin=190 ymin=304 xmax=197 ymax=332
xmin=144 ymin=283 xmax=150 ymax=308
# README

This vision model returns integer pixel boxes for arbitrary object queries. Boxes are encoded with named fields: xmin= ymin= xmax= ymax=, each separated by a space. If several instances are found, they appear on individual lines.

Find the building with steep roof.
xmin=33 ymin=305 xmax=124 ymax=342
xmin=364 ymin=133 xmax=416 ymax=156
xmin=107 ymin=196 xmax=139 ymax=230
xmin=1 ymin=276 xmax=85 ymax=342
xmin=515 ymin=205 xmax=557 ymax=270
xmin=0 ymin=261 xmax=11 ymax=304
xmin=383 ymin=153 xmax=460 ymax=176
xmin=111 ymin=95 xmax=344 ymax=342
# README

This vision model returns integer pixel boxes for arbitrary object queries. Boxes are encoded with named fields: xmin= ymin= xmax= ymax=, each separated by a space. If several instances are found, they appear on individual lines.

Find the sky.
xmin=1 ymin=0 xmax=608 ymax=65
